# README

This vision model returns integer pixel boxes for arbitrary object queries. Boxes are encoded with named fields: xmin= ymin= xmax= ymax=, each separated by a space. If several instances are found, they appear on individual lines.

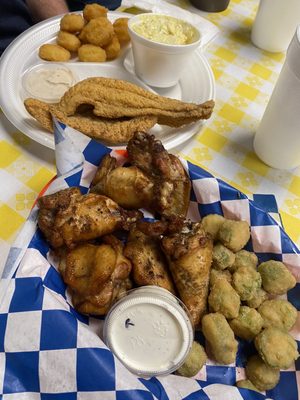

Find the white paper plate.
xmin=0 ymin=11 xmax=215 ymax=151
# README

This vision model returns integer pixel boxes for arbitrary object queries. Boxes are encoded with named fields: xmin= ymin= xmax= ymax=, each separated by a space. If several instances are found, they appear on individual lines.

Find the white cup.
xmin=128 ymin=14 xmax=201 ymax=88
xmin=253 ymin=26 xmax=300 ymax=169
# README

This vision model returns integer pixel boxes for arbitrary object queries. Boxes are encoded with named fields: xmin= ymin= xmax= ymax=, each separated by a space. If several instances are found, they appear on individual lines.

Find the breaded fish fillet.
xmin=24 ymin=98 xmax=157 ymax=144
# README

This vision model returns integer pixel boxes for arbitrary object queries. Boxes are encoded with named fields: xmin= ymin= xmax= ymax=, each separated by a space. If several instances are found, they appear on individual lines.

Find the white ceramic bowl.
xmin=128 ymin=13 xmax=201 ymax=88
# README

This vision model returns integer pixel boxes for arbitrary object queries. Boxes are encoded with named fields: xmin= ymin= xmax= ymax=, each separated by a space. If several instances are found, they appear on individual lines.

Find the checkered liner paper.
xmin=1 ymin=120 xmax=300 ymax=400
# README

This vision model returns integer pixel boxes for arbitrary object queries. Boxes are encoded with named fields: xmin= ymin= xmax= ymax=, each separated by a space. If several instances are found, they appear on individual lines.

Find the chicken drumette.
xmin=59 ymin=235 xmax=132 ymax=315
xmin=91 ymin=132 xmax=191 ymax=219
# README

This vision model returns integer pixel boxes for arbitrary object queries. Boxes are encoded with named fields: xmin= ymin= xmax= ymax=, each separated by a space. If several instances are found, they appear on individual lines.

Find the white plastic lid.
xmin=103 ymin=286 xmax=194 ymax=377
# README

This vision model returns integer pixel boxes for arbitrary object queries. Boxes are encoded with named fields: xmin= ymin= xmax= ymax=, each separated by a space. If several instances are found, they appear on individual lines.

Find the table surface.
xmin=0 ymin=0 xmax=299 ymax=277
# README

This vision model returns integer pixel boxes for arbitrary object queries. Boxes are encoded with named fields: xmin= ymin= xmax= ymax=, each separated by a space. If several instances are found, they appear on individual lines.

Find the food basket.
xmin=1 ymin=119 xmax=299 ymax=400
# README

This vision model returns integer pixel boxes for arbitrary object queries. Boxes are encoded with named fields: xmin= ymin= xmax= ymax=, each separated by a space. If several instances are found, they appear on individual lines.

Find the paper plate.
xmin=0 ymin=11 xmax=215 ymax=151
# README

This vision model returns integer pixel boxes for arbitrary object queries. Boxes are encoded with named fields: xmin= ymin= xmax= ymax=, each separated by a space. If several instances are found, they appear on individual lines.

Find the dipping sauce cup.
xmin=103 ymin=286 xmax=194 ymax=377
xmin=128 ymin=14 xmax=201 ymax=88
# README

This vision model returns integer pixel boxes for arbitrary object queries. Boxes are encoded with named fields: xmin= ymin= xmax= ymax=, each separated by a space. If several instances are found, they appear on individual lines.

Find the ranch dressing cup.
xmin=103 ymin=286 xmax=194 ymax=376
xmin=253 ymin=26 xmax=300 ymax=169
xmin=128 ymin=14 xmax=201 ymax=88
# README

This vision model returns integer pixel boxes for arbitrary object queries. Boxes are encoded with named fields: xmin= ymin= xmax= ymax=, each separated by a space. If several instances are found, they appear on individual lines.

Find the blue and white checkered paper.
xmin=1 ymin=119 xmax=300 ymax=400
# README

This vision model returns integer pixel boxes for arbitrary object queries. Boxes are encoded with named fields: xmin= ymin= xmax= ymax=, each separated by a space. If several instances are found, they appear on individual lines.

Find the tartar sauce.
xmin=23 ymin=65 xmax=75 ymax=102
xmin=132 ymin=15 xmax=199 ymax=45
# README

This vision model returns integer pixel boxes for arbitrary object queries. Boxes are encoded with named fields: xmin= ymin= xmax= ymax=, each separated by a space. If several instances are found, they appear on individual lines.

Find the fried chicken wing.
xmin=37 ymin=189 xmax=142 ymax=248
xmin=127 ymin=132 xmax=191 ymax=218
xmin=91 ymin=154 xmax=154 ymax=209
xmin=124 ymin=226 xmax=175 ymax=293
xmin=59 ymin=236 xmax=132 ymax=315
xmin=161 ymin=222 xmax=213 ymax=327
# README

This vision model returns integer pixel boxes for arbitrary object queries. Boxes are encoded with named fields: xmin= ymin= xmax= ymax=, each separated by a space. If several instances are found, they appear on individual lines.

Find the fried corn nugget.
xmin=83 ymin=3 xmax=108 ymax=21
xmin=78 ymin=44 xmax=106 ymax=62
xmin=255 ymin=328 xmax=299 ymax=369
xmin=245 ymin=355 xmax=280 ymax=391
xmin=60 ymin=13 xmax=85 ymax=33
xmin=200 ymin=214 xmax=225 ymax=241
xmin=202 ymin=313 xmax=238 ymax=365
xmin=232 ymin=266 xmax=262 ymax=301
xmin=39 ymin=44 xmax=71 ymax=62
xmin=104 ymin=35 xmax=121 ymax=60
xmin=229 ymin=306 xmax=263 ymax=341
xmin=80 ymin=17 xmax=114 ymax=47
xmin=113 ymin=18 xmax=130 ymax=45
xmin=258 ymin=299 xmax=298 ymax=331
xmin=57 ymin=30 xmax=81 ymax=52
xmin=208 ymin=279 xmax=240 ymax=319
xmin=258 ymin=260 xmax=296 ymax=295
xmin=212 ymin=243 xmax=235 ymax=270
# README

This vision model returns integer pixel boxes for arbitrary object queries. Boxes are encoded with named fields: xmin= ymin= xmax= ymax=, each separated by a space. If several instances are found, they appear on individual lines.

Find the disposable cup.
xmin=128 ymin=14 xmax=201 ymax=88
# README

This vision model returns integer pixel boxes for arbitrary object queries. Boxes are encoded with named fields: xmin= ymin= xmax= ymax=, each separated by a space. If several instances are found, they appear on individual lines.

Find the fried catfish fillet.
xmin=127 ymin=132 xmax=191 ymax=218
xmin=24 ymin=98 xmax=157 ymax=144
xmin=124 ymin=226 xmax=175 ymax=293
xmin=58 ymin=77 xmax=215 ymax=126
xmin=37 ymin=188 xmax=142 ymax=248
xmin=161 ymin=222 xmax=213 ymax=327
xmin=91 ymin=153 xmax=154 ymax=209
xmin=59 ymin=235 xmax=132 ymax=315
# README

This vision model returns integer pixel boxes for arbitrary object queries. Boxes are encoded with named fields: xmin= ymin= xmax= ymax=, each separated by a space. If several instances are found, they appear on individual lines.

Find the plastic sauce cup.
xmin=103 ymin=286 xmax=194 ymax=377
xmin=128 ymin=14 xmax=201 ymax=88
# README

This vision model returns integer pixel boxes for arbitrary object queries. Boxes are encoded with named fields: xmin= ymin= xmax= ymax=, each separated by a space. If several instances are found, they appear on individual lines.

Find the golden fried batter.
xmin=79 ymin=17 xmax=114 ymax=47
xmin=104 ymin=35 xmax=121 ymax=60
xmin=60 ymin=13 xmax=85 ymax=33
xmin=59 ymin=236 xmax=132 ymax=315
xmin=24 ymin=98 xmax=157 ymax=144
xmin=113 ymin=18 xmax=130 ymax=45
xmin=161 ymin=222 xmax=213 ymax=327
xmin=83 ymin=3 xmax=108 ymax=21
xmin=58 ymin=77 xmax=214 ymax=126
xmin=57 ymin=31 xmax=81 ymax=52
xmin=124 ymin=226 xmax=175 ymax=293
xmin=78 ymin=44 xmax=107 ymax=62
xmin=39 ymin=44 xmax=71 ymax=62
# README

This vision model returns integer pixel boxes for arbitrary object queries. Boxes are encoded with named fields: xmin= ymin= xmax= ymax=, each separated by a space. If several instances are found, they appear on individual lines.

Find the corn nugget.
xmin=78 ymin=44 xmax=106 ymax=62
xmin=83 ymin=3 xmax=108 ymax=21
xmin=113 ymin=18 xmax=130 ymax=45
xmin=57 ymin=31 xmax=81 ymax=52
xmin=39 ymin=44 xmax=71 ymax=61
xmin=60 ymin=13 xmax=85 ymax=33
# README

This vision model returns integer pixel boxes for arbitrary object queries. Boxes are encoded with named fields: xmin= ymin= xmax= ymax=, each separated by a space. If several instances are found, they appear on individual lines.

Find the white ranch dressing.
xmin=104 ymin=286 xmax=194 ymax=376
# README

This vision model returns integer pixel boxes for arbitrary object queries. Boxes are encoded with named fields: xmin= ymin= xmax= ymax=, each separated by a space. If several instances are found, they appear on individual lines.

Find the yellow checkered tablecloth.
xmin=0 ymin=0 xmax=299 ymax=276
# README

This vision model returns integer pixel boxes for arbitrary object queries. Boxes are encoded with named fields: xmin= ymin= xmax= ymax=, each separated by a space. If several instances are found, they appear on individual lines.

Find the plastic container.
xmin=103 ymin=286 xmax=194 ymax=377
xmin=253 ymin=26 xmax=300 ymax=169
xmin=189 ymin=0 xmax=230 ymax=12
xmin=251 ymin=0 xmax=300 ymax=53
xmin=128 ymin=13 xmax=201 ymax=88
xmin=22 ymin=63 xmax=77 ymax=103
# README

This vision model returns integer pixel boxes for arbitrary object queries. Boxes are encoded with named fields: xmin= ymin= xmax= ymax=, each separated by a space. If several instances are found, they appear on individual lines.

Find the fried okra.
xmin=209 ymin=268 xmax=232 ymax=287
xmin=229 ymin=306 xmax=263 ymax=341
xmin=208 ymin=279 xmax=240 ymax=319
xmin=258 ymin=299 xmax=297 ymax=331
xmin=200 ymin=214 xmax=225 ymax=240
xmin=236 ymin=379 xmax=260 ymax=393
xmin=202 ymin=313 xmax=238 ymax=365
xmin=218 ymin=219 xmax=250 ymax=252
xmin=232 ymin=266 xmax=262 ymax=301
xmin=176 ymin=342 xmax=207 ymax=377
xmin=258 ymin=260 xmax=296 ymax=295
xmin=245 ymin=288 xmax=268 ymax=309
xmin=245 ymin=355 xmax=280 ymax=391
xmin=255 ymin=328 xmax=299 ymax=369
xmin=229 ymin=250 xmax=258 ymax=273
xmin=212 ymin=243 xmax=235 ymax=270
